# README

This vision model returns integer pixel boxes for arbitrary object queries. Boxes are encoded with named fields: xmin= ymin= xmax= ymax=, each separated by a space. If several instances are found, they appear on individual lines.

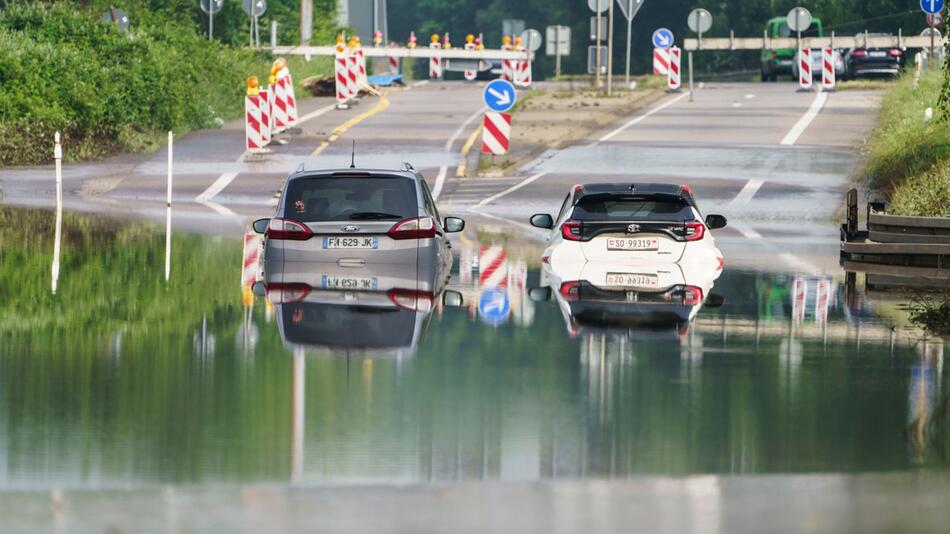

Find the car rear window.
xmin=281 ymin=303 xmax=415 ymax=348
xmin=571 ymin=195 xmax=694 ymax=221
xmin=283 ymin=176 xmax=417 ymax=221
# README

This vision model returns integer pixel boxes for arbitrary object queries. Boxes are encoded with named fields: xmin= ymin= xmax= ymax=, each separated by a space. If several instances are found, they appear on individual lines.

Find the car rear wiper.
xmin=348 ymin=212 xmax=403 ymax=220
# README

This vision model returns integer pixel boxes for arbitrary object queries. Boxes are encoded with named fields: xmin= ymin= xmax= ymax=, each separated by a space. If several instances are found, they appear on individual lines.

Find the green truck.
xmin=760 ymin=16 xmax=824 ymax=81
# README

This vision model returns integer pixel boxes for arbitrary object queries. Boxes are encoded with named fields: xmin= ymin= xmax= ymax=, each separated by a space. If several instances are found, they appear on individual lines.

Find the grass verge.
xmin=862 ymin=67 xmax=949 ymax=217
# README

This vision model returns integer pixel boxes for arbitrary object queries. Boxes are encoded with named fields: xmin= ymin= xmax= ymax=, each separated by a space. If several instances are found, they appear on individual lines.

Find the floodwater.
xmin=0 ymin=207 xmax=947 ymax=531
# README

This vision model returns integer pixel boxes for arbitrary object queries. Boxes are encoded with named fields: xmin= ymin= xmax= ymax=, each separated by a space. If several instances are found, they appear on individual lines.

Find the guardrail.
xmin=684 ymin=35 xmax=946 ymax=51
xmin=271 ymin=45 xmax=532 ymax=61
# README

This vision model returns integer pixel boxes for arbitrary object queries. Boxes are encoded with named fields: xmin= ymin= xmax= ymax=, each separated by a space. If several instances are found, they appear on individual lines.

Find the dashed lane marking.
xmin=432 ymin=107 xmax=485 ymax=200
xmin=595 ymin=93 xmax=689 ymax=144
xmin=730 ymin=179 xmax=764 ymax=206
xmin=780 ymin=90 xmax=828 ymax=146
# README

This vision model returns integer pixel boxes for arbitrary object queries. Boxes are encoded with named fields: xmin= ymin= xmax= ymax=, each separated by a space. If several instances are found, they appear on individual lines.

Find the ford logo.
xmin=626 ymin=224 xmax=641 ymax=233
xmin=341 ymin=225 xmax=360 ymax=232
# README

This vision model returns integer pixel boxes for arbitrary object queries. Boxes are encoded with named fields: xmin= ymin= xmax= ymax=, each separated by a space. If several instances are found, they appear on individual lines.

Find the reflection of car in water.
xmin=258 ymin=260 xmax=462 ymax=357
xmin=532 ymin=259 xmax=724 ymax=336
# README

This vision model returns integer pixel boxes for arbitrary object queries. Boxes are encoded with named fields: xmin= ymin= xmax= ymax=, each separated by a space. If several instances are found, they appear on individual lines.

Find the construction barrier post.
xmin=798 ymin=48 xmax=812 ymax=91
xmin=464 ymin=34 xmax=476 ymax=81
xmin=429 ymin=34 xmax=442 ymax=79
xmin=667 ymin=47 xmax=681 ymax=91
xmin=821 ymin=47 xmax=835 ymax=90
xmin=245 ymin=76 xmax=265 ymax=156
xmin=481 ymin=112 xmax=511 ymax=155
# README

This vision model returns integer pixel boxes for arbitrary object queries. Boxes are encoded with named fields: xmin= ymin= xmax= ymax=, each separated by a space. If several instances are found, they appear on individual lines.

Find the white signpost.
xmin=617 ymin=0 xmax=645 ymax=85
xmin=685 ymin=9 xmax=712 ymax=102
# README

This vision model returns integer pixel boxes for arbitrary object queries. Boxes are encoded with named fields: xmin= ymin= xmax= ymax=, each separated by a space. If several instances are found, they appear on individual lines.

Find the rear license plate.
xmin=869 ymin=51 xmax=886 ymax=57
xmin=605 ymin=273 xmax=659 ymax=288
xmin=323 ymin=236 xmax=378 ymax=249
xmin=321 ymin=275 xmax=378 ymax=290
xmin=606 ymin=237 xmax=659 ymax=251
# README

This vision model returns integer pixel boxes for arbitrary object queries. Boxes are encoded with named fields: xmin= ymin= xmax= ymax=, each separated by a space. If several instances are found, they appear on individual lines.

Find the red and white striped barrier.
xmin=480 ymin=112 xmax=511 ymax=155
xmin=259 ymin=87 xmax=271 ymax=145
xmin=335 ymin=47 xmax=350 ymax=105
xmin=276 ymin=68 xmax=298 ymax=128
xmin=653 ymin=47 xmax=670 ymax=75
xmin=667 ymin=47 xmax=681 ymax=90
xmin=245 ymin=92 xmax=264 ymax=151
xmin=356 ymin=47 xmax=367 ymax=88
xmin=514 ymin=47 xmax=532 ymax=87
xmin=347 ymin=46 xmax=360 ymax=96
xmin=479 ymin=245 xmax=508 ymax=289
xmin=502 ymin=43 xmax=513 ymax=81
xmin=242 ymin=231 xmax=262 ymax=287
xmin=464 ymin=41 xmax=476 ymax=80
xmin=272 ymin=76 xmax=290 ymax=133
xmin=429 ymin=41 xmax=442 ymax=79
xmin=798 ymin=48 xmax=812 ymax=90
xmin=821 ymin=47 xmax=835 ymax=90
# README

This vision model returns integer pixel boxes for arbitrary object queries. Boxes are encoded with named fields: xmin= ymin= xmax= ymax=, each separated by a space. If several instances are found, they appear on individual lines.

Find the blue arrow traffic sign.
xmin=478 ymin=288 xmax=510 ymax=325
xmin=652 ymin=28 xmax=674 ymax=49
xmin=483 ymin=79 xmax=517 ymax=112
xmin=921 ymin=0 xmax=944 ymax=14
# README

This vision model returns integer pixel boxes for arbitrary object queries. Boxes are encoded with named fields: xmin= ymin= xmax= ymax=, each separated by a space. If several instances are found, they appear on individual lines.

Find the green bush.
xmin=0 ymin=2 xmax=333 ymax=166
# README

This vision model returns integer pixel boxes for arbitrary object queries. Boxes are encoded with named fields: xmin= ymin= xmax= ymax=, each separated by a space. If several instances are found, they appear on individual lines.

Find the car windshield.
xmin=777 ymin=22 xmax=820 ymax=38
xmin=571 ymin=195 xmax=695 ymax=221
xmin=283 ymin=176 xmax=417 ymax=221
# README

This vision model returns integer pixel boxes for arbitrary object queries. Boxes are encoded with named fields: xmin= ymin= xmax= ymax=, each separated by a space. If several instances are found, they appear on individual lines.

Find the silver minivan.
xmin=253 ymin=166 xmax=465 ymax=270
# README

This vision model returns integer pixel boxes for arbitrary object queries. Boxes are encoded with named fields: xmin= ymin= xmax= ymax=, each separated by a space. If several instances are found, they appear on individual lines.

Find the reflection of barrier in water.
xmin=907 ymin=340 xmax=944 ymax=459
xmin=51 ymin=132 xmax=63 ymax=294
xmin=291 ymin=345 xmax=305 ymax=483
xmin=791 ymin=276 xmax=836 ymax=326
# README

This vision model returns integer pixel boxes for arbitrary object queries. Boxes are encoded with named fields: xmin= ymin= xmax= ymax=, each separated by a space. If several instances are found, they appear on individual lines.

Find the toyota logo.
xmin=626 ymin=224 xmax=641 ymax=233
xmin=342 ymin=225 xmax=360 ymax=232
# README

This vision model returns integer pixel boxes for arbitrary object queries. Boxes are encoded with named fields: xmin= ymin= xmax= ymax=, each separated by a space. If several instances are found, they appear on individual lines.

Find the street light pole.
xmin=625 ymin=13 xmax=632 ymax=86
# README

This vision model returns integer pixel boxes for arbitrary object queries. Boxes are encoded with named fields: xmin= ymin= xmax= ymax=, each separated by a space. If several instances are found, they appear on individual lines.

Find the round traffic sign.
xmin=587 ymin=0 xmax=608 ymax=14
xmin=652 ymin=28 xmax=674 ymax=49
xmin=786 ymin=7 xmax=813 ymax=33
xmin=921 ymin=27 xmax=942 ymax=38
xmin=200 ymin=0 xmax=224 ymax=15
xmin=920 ymin=0 xmax=945 ymax=15
xmin=242 ymin=0 xmax=266 ymax=16
xmin=483 ymin=79 xmax=516 ymax=112
xmin=102 ymin=8 xmax=130 ymax=32
xmin=520 ymin=28 xmax=542 ymax=52
xmin=478 ymin=288 xmax=510 ymax=326
xmin=687 ymin=8 xmax=713 ymax=33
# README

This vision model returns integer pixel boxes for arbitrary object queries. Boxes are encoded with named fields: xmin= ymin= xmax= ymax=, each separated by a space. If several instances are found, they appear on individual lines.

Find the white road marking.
xmin=201 ymin=199 xmax=239 ymax=217
xmin=780 ymin=90 xmax=828 ymax=146
xmin=194 ymin=102 xmax=337 ymax=210
xmin=731 ymin=102 xmax=742 ymax=108
xmin=596 ymin=93 xmax=689 ymax=144
xmin=744 ymin=94 xmax=756 ymax=99
xmin=730 ymin=179 xmax=764 ymax=206
xmin=467 ymin=209 xmax=548 ymax=241
xmin=432 ymin=107 xmax=485 ymax=200
xmin=473 ymin=171 xmax=550 ymax=208
xmin=411 ymin=80 xmax=430 ymax=88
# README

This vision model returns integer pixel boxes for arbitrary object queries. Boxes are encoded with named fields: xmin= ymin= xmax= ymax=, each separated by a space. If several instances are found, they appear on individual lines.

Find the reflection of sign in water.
xmin=479 ymin=245 xmax=508 ymax=288
xmin=479 ymin=288 xmax=510 ymax=325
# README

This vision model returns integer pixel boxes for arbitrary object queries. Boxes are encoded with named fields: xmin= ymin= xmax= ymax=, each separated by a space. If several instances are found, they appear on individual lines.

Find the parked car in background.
xmin=843 ymin=33 xmax=904 ymax=79
xmin=761 ymin=16 xmax=825 ymax=81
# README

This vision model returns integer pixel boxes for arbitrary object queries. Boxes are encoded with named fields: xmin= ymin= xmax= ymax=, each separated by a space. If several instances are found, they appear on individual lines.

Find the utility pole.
xmin=300 ymin=0 xmax=313 ymax=45
xmin=595 ymin=0 xmax=603 ymax=88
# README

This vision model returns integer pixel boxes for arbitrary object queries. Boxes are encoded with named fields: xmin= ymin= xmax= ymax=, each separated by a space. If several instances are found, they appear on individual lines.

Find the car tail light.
xmin=388 ymin=216 xmax=435 ymax=240
xmin=267 ymin=218 xmax=313 ymax=240
xmin=387 ymin=288 xmax=434 ymax=311
xmin=685 ymin=222 xmax=705 ymax=241
xmin=889 ymin=49 xmax=902 ymax=57
xmin=266 ymin=283 xmax=312 ymax=304
xmin=559 ymin=281 xmax=580 ymax=301
xmin=852 ymin=50 xmax=867 ymax=58
xmin=560 ymin=220 xmax=582 ymax=241
xmin=682 ymin=285 xmax=704 ymax=306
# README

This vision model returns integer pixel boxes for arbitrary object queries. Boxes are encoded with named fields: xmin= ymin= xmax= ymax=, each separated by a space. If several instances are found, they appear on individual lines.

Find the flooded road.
xmin=1 ymin=207 xmax=946 ymax=494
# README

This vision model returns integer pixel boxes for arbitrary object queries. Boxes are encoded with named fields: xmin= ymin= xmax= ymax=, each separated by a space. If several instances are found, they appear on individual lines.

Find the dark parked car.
xmin=844 ymin=33 xmax=904 ymax=79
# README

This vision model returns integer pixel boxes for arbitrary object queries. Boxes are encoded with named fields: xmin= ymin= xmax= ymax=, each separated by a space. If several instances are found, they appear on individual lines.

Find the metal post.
xmin=607 ymin=0 xmax=614 ymax=95
xmin=249 ymin=14 xmax=254 ymax=47
xmin=555 ymin=26 xmax=562 ymax=79
xmin=930 ymin=17 xmax=936 ymax=66
xmin=595 ymin=0 xmax=602 ymax=88
xmin=52 ymin=132 xmax=63 ymax=294
xmin=209 ymin=7 xmax=213 ymax=41
xmin=688 ymin=51 xmax=694 ymax=102
xmin=271 ymin=20 xmax=277 ymax=48
xmin=625 ymin=15 xmax=632 ymax=86
xmin=165 ymin=131 xmax=173 ymax=283
xmin=300 ymin=0 xmax=313 ymax=45
xmin=255 ymin=15 xmax=261 ymax=48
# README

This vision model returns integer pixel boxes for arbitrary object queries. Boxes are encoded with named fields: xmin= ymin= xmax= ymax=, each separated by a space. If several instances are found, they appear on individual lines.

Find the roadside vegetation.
xmin=907 ymin=293 xmax=950 ymax=339
xmin=0 ymin=2 xmax=335 ymax=166
xmin=862 ymin=58 xmax=950 ymax=217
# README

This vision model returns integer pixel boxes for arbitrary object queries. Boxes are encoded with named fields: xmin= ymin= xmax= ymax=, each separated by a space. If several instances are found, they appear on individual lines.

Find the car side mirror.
xmin=442 ymin=290 xmax=464 ymax=307
xmin=444 ymin=217 xmax=465 ymax=233
xmin=252 ymin=218 xmax=270 ymax=234
xmin=528 ymin=287 xmax=552 ymax=302
xmin=530 ymin=213 xmax=554 ymax=229
xmin=705 ymin=214 xmax=727 ymax=230
xmin=252 ymin=281 xmax=267 ymax=297
xmin=706 ymin=293 xmax=725 ymax=308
